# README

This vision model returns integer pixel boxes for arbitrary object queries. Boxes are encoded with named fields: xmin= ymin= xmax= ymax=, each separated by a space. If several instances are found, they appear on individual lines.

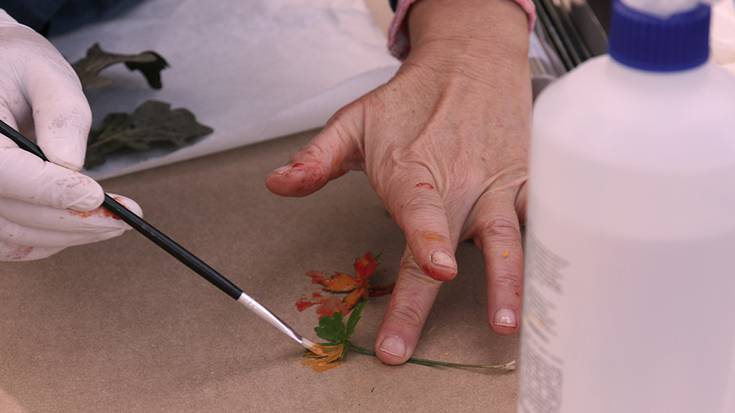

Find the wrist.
xmin=407 ymin=0 xmax=529 ymax=63
xmin=402 ymin=0 xmax=529 ymax=85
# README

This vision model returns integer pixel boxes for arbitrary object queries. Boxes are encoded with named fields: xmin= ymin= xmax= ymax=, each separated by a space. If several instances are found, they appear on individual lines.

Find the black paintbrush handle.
xmin=103 ymin=195 xmax=243 ymax=299
xmin=0 ymin=119 xmax=243 ymax=300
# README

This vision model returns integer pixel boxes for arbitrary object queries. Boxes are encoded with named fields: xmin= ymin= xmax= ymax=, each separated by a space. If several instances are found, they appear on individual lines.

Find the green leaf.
xmin=345 ymin=301 xmax=365 ymax=340
xmin=73 ymin=43 xmax=169 ymax=90
xmin=85 ymin=100 xmax=213 ymax=169
xmin=314 ymin=312 xmax=347 ymax=344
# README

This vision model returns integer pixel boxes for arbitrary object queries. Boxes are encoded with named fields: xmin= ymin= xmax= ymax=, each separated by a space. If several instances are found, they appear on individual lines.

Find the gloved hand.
xmin=268 ymin=0 xmax=530 ymax=364
xmin=0 ymin=10 xmax=141 ymax=261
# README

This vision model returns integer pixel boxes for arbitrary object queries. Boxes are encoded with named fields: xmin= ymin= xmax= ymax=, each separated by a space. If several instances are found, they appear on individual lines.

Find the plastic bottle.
xmin=518 ymin=1 xmax=735 ymax=412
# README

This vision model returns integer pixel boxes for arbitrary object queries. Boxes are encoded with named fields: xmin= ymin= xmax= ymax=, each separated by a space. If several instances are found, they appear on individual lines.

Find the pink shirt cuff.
xmin=388 ymin=0 xmax=537 ymax=59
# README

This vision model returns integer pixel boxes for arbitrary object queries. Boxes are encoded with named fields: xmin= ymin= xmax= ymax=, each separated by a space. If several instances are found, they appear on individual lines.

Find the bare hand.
xmin=267 ymin=0 xmax=531 ymax=364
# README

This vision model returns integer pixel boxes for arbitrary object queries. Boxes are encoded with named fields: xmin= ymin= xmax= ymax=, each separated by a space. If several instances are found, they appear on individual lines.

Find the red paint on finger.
xmin=9 ymin=246 xmax=33 ymax=260
xmin=69 ymin=208 xmax=121 ymax=220
xmin=291 ymin=162 xmax=305 ymax=169
xmin=68 ymin=196 xmax=124 ymax=220
xmin=420 ymin=263 xmax=454 ymax=282
xmin=415 ymin=182 xmax=434 ymax=190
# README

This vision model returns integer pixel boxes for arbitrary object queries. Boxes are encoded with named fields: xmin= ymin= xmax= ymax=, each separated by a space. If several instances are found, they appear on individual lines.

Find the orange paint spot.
xmin=421 ymin=231 xmax=446 ymax=242
xmin=415 ymin=182 xmax=434 ymax=190
xmin=502 ymin=250 xmax=510 ymax=258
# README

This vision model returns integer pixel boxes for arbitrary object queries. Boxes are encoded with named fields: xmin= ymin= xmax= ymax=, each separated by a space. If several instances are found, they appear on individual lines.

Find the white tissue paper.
xmin=49 ymin=0 xmax=400 ymax=180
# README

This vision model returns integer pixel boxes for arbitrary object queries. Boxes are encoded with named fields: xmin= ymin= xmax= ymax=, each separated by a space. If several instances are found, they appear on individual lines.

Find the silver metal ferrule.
xmin=236 ymin=292 xmax=312 ymax=349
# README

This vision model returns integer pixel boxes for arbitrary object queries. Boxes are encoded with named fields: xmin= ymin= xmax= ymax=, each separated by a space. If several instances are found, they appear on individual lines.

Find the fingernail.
xmin=379 ymin=336 xmax=406 ymax=358
xmin=430 ymin=251 xmax=456 ymax=270
xmin=494 ymin=308 xmax=517 ymax=328
xmin=67 ymin=183 xmax=104 ymax=211
xmin=272 ymin=165 xmax=291 ymax=175
xmin=272 ymin=163 xmax=305 ymax=176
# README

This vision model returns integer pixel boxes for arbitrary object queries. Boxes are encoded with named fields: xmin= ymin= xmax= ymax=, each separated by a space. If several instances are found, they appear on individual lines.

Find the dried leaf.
xmin=345 ymin=301 xmax=365 ymax=339
xmin=84 ymin=100 xmax=213 ymax=169
xmin=314 ymin=311 xmax=347 ymax=344
xmin=73 ymin=43 xmax=169 ymax=90
xmin=297 ymin=252 xmax=385 ymax=319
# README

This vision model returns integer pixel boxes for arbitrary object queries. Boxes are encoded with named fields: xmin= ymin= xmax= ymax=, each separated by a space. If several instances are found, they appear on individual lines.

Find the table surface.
xmin=0 ymin=2 xmax=519 ymax=411
xmin=0 ymin=130 xmax=520 ymax=413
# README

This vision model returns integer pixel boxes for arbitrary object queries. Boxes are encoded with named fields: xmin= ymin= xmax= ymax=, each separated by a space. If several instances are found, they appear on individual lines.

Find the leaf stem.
xmin=346 ymin=342 xmax=516 ymax=372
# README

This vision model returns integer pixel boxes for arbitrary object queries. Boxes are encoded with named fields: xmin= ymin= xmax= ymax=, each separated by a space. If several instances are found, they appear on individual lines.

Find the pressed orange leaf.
xmin=302 ymin=343 xmax=346 ymax=372
xmin=295 ymin=297 xmax=317 ymax=312
xmin=321 ymin=272 xmax=361 ymax=293
xmin=340 ymin=288 xmax=366 ymax=314
xmin=315 ymin=296 xmax=343 ymax=318
xmin=354 ymin=252 xmax=378 ymax=280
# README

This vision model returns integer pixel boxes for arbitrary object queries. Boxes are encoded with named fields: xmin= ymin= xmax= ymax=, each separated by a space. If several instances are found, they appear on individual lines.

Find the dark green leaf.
xmin=345 ymin=301 xmax=365 ymax=340
xmin=73 ymin=43 xmax=169 ymax=90
xmin=314 ymin=312 xmax=346 ymax=344
xmin=84 ymin=100 xmax=213 ymax=169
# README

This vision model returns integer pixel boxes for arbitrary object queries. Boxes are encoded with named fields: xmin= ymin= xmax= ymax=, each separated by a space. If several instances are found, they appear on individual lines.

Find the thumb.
xmin=266 ymin=102 xmax=364 ymax=197
xmin=24 ymin=49 xmax=92 ymax=172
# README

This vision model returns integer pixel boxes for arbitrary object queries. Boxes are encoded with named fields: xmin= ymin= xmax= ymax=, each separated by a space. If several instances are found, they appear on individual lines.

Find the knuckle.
xmin=493 ymin=271 xmax=522 ymax=291
xmin=327 ymin=100 xmax=362 ymax=136
xmin=387 ymin=301 xmax=425 ymax=330
xmin=297 ymin=142 xmax=327 ymax=160
xmin=400 ymin=193 xmax=444 ymax=218
xmin=479 ymin=217 xmax=520 ymax=243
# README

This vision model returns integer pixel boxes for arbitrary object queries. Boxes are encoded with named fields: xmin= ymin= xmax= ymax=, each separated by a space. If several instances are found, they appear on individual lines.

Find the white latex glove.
xmin=0 ymin=10 xmax=141 ymax=261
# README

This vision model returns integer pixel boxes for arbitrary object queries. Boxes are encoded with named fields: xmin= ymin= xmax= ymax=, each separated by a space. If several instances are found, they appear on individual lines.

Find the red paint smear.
xmin=421 ymin=264 xmax=454 ymax=281
xmin=415 ymin=182 xmax=434 ymax=190
xmin=9 ymin=246 xmax=33 ymax=260
xmin=68 ymin=197 xmax=124 ymax=220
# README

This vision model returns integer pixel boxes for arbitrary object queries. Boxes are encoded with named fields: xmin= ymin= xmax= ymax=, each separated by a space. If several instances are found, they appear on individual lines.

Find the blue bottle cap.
xmin=609 ymin=0 xmax=711 ymax=72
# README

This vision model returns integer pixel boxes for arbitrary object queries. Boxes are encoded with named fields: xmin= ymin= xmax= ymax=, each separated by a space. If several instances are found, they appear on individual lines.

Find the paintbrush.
xmin=0 ymin=119 xmax=320 ymax=354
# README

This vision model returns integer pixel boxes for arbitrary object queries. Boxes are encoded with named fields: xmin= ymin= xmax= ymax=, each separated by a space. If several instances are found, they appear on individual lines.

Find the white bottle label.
xmin=518 ymin=225 xmax=735 ymax=413
xmin=519 ymin=230 xmax=567 ymax=413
